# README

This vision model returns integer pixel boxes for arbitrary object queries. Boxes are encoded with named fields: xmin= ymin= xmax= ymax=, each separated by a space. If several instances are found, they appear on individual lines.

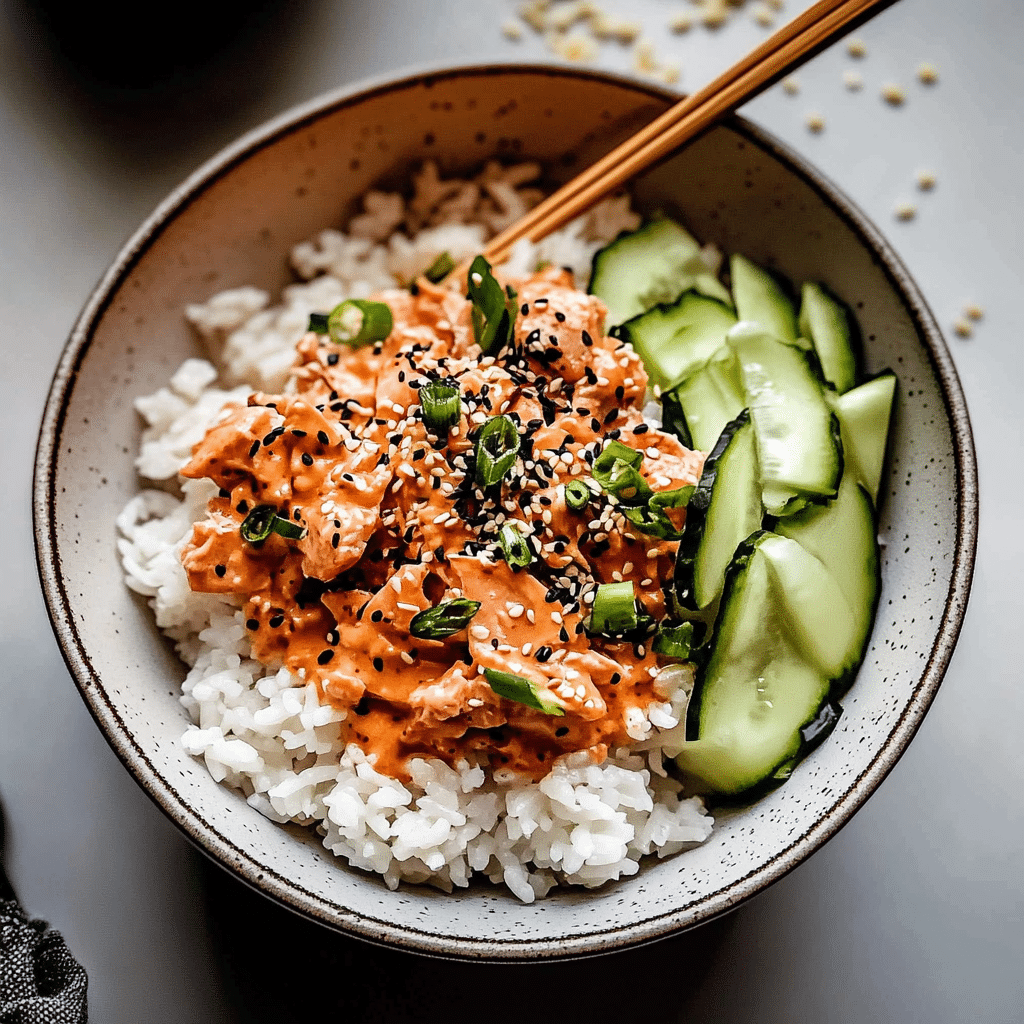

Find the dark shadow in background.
xmin=197 ymin=851 xmax=735 ymax=1024
xmin=7 ymin=0 xmax=319 ymax=173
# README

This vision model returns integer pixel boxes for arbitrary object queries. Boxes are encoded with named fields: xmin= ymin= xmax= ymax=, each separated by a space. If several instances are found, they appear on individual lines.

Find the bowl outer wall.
xmin=33 ymin=63 xmax=978 ymax=960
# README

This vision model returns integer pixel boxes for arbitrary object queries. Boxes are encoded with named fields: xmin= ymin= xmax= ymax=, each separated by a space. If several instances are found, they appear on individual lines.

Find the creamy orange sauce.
xmin=181 ymin=267 xmax=704 ymax=781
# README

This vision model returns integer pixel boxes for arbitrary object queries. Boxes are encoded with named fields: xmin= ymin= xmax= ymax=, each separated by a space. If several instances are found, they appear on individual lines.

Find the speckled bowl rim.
xmin=33 ymin=62 xmax=978 ymax=961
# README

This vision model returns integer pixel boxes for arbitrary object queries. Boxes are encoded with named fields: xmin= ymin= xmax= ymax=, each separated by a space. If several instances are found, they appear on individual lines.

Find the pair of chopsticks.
xmin=467 ymin=0 xmax=899 ymax=271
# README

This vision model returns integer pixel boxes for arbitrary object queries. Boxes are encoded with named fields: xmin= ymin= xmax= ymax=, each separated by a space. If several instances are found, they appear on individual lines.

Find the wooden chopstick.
xmin=470 ymin=0 xmax=898 ymax=271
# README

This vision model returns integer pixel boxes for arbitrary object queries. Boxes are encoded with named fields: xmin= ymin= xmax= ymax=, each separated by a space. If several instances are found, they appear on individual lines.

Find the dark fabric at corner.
xmin=0 ymin=899 xmax=87 ymax=1024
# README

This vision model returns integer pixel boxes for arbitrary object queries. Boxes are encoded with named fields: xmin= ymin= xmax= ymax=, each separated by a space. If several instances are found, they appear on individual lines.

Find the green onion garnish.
xmin=419 ymin=379 xmax=461 ymax=432
xmin=564 ymin=479 xmax=591 ymax=512
xmin=327 ymin=299 xmax=393 ymax=347
xmin=591 ymin=439 xmax=651 ymax=505
xmin=498 ymin=522 xmax=533 ymax=570
xmin=588 ymin=581 xmax=639 ymax=636
xmin=620 ymin=485 xmax=694 ymax=539
xmin=409 ymin=598 xmax=482 ymax=640
xmin=475 ymin=414 xmax=520 ymax=487
xmin=240 ymin=504 xmax=306 ymax=544
xmin=467 ymin=255 xmax=517 ymax=355
xmin=424 ymin=251 xmax=455 ymax=283
xmin=307 ymin=312 xmax=329 ymax=334
xmin=483 ymin=668 xmax=565 ymax=716
xmin=651 ymin=622 xmax=695 ymax=660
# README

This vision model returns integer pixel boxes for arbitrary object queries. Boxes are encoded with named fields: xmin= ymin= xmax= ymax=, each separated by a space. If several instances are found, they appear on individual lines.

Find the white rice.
xmin=118 ymin=160 xmax=713 ymax=902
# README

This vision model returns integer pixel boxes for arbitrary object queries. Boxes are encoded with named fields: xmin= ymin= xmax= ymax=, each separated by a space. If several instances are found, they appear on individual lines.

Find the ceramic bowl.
xmin=34 ymin=64 xmax=977 ymax=960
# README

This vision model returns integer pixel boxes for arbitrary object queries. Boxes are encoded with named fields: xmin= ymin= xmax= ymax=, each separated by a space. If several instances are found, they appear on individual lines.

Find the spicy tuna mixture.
xmin=180 ymin=267 xmax=703 ymax=782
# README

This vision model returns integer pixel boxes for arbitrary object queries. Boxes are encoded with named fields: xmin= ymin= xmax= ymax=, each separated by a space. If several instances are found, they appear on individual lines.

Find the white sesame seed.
xmin=432 ymin=512 xmax=451 ymax=525
xmin=646 ymin=548 xmax=660 ymax=559
xmin=917 ymin=62 xmax=939 ymax=85
xmin=806 ymin=112 xmax=826 ymax=133
xmin=397 ymin=602 xmax=420 ymax=613
xmin=895 ymin=202 xmax=917 ymax=221
xmin=521 ymin=643 xmax=533 ymax=656
xmin=612 ymin=571 xmax=623 ymax=582
xmin=641 ymin=578 xmax=653 ymax=587
xmin=527 ymin=609 xmax=536 ymax=624
xmin=847 ymin=38 xmax=866 ymax=58
xmin=507 ymin=603 xmax=525 ymax=618
xmin=390 ymin=577 xmax=403 ymax=594
xmin=400 ymin=651 xmax=415 ymax=665
xmin=965 ymin=304 xmax=984 ymax=321
xmin=470 ymin=625 xmax=490 ymax=640
xmin=953 ymin=318 xmax=973 ymax=338
xmin=916 ymin=170 xmax=937 ymax=191
xmin=881 ymin=83 xmax=905 ymax=106
xmin=843 ymin=70 xmax=863 ymax=91
xmin=622 ymin=562 xmax=634 ymax=574
xmin=468 ymin=697 xmax=485 ymax=707
xmin=551 ymin=611 xmax=563 ymax=624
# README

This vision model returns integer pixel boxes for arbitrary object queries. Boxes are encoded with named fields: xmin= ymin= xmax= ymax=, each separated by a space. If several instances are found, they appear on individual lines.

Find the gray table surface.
xmin=2 ymin=0 xmax=1021 ymax=1020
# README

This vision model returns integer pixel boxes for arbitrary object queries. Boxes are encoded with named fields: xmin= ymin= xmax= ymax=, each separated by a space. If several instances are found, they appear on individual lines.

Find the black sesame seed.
xmin=248 ymin=440 xmax=260 ymax=458
xmin=554 ymin=311 xmax=565 ymax=322
xmin=558 ymin=626 xmax=569 ymax=643
xmin=301 ymin=452 xmax=314 ymax=466
xmin=555 ymin=726 xmax=569 ymax=737
xmin=521 ymin=303 xmax=529 ymax=315
xmin=317 ymin=430 xmax=330 ymax=445
xmin=269 ymin=614 xmax=285 ymax=628
xmin=291 ymin=429 xmax=307 ymax=438
xmin=373 ymin=657 xmax=384 ymax=672
xmin=327 ymin=353 xmax=339 ymax=366
xmin=214 ymin=564 xmax=226 ymax=578
xmin=603 ymin=408 xmax=619 ymax=425
xmin=317 ymin=649 xmax=335 ymax=665
xmin=610 ymin=672 xmax=622 ymax=686
xmin=371 ymin=609 xmax=384 ymax=623
xmin=581 ymin=330 xmax=593 ymax=347
xmin=632 ymin=424 xmax=649 ymax=435
xmin=246 ymin=618 xmax=259 ymax=631
xmin=535 ymin=646 xmax=553 ymax=663
xmin=332 ymin=533 xmax=340 ymax=549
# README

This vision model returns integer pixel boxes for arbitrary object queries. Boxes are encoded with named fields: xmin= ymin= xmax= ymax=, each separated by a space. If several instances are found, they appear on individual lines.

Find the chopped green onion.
xmin=588 ymin=581 xmax=639 ymax=636
xmin=591 ymin=439 xmax=651 ymax=505
xmin=409 ymin=598 xmax=481 ymax=640
xmin=424 ymin=251 xmax=455 ymax=283
xmin=475 ymin=414 xmax=520 ymax=487
xmin=651 ymin=622 xmax=695 ymax=659
xmin=240 ymin=505 xmax=306 ymax=544
xmin=564 ymin=479 xmax=591 ymax=512
xmin=498 ymin=522 xmax=533 ymax=570
xmin=621 ymin=485 xmax=694 ymax=539
xmin=419 ymin=380 xmax=461 ymax=432
xmin=594 ymin=439 xmax=643 ymax=470
xmin=467 ymin=255 xmax=517 ymax=355
xmin=307 ymin=312 xmax=329 ymax=334
xmin=327 ymin=299 xmax=393 ymax=347
xmin=483 ymin=668 xmax=565 ymax=716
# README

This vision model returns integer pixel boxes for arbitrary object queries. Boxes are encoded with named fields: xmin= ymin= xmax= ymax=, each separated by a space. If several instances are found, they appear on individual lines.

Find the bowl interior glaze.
xmin=34 ymin=65 xmax=977 ymax=960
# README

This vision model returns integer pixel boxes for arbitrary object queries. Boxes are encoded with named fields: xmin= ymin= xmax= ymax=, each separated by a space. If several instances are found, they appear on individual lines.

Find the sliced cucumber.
xmin=798 ymin=282 xmax=858 ymax=394
xmin=676 ymin=532 xmax=831 ymax=796
xmin=831 ymin=370 xmax=896 ymax=505
xmin=775 ymin=471 xmax=880 ymax=691
xmin=668 ymin=345 xmax=746 ymax=453
xmin=615 ymin=290 xmax=738 ymax=392
xmin=675 ymin=411 xmax=762 ymax=611
xmin=730 ymin=254 xmax=800 ymax=345
xmin=590 ymin=218 xmax=731 ymax=327
xmin=728 ymin=323 xmax=843 ymax=515
xmin=759 ymin=533 xmax=859 ymax=680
